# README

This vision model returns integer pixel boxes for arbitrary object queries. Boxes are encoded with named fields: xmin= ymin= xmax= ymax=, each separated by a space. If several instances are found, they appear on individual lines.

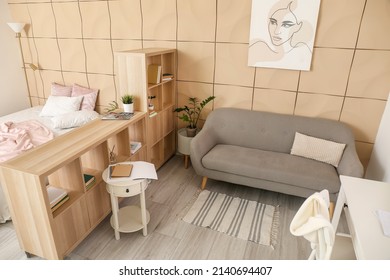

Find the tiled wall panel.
xmin=7 ymin=0 xmax=390 ymax=169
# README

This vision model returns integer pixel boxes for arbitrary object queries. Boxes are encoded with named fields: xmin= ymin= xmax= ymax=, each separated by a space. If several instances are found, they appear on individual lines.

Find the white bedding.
xmin=0 ymin=106 xmax=82 ymax=223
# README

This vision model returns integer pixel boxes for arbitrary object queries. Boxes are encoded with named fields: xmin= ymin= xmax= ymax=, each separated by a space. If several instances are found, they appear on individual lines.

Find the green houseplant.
xmin=174 ymin=96 xmax=215 ymax=137
xmin=121 ymin=94 xmax=134 ymax=113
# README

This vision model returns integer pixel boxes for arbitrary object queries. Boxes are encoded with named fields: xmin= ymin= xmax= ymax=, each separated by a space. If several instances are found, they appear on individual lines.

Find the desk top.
xmin=340 ymin=175 xmax=390 ymax=260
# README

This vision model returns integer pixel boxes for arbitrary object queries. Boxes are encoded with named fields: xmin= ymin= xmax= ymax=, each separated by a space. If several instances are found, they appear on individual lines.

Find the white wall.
xmin=365 ymin=93 xmax=390 ymax=182
xmin=0 ymin=1 xmax=30 ymax=117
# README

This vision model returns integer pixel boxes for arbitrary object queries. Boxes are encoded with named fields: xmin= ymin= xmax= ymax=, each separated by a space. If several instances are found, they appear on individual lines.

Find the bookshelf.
xmin=115 ymin=48 xmax=176 ymax=169
xmin=0 ymin=112 xmax=147 ymax=259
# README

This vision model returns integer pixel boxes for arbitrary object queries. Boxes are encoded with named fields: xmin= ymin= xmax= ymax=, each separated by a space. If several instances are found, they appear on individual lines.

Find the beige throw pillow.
xmin=291 ymin=132 xmax=346 ymax=167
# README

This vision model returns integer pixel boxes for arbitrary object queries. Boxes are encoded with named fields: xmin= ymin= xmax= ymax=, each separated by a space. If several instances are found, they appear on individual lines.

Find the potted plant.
xmin=174 ymin=96 xmax=216 ymax=137
xmin=104 ymin=100 xmax=119 ymax=113
xmin=121 ymin=94 xmax=134 ymax=113
xmin=148 ymin=95 xmax=156 ymax=111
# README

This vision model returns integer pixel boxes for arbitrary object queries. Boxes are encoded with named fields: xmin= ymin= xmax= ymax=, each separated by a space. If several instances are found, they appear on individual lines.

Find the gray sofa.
xmin=190 ymin=108 xmax=363 ymax=200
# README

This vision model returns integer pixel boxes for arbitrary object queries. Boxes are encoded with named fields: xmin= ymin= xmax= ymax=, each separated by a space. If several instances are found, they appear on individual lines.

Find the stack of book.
xmin=162 ymin=73 xmax=173 ymax=81
xmin=84 ymin=174 xmax=96 ymax=190
xmin=47 ymin=185 xmax=69 ymax=212
xmin=130 ymin=141 xmax=142 ymax=154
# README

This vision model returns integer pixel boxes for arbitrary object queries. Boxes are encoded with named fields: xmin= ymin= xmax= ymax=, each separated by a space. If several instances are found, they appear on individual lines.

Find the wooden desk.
xmin=332 ymin=175 xmax=390 ymax=259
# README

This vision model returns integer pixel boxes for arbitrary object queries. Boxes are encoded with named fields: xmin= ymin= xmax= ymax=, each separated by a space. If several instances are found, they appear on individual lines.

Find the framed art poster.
xmin=248 ymin=0 xmax=321 ymax=71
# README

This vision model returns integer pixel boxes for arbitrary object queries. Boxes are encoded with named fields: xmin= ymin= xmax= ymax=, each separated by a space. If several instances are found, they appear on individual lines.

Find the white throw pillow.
xmin=290 ymin=132 xmax=346 ymax=167
xmin=51 ymin=110 xmax=99 ymax=129
xmin=40 ymin=95 xmax=84 ymax=117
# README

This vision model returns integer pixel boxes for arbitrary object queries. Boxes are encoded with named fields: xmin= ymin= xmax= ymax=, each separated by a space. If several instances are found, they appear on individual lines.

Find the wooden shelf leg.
xmin=201 ymin=176 xmax=208 ymax=189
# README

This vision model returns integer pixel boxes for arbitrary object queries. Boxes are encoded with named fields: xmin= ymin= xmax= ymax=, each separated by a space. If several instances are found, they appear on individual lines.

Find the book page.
xmin=106 ymin=161 xmax=157 ymax=183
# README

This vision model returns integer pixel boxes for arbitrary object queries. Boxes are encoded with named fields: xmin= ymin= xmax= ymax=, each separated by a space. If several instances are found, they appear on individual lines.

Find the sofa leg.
xmin=201 ymin=177 xmax=208 ymax=189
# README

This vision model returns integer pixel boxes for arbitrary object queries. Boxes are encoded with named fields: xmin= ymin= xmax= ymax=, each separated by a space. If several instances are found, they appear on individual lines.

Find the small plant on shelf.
xmin=121 ymin=94 xmax=134 ymax=113
xmin=104 ymin=100 xmax=119 ymax=113
xmin=148 ymin=95 xmax=156 ymax=111
xmin=173 ymin=96 xmax=216 ymax=137
xmin=121 ymin=94 xmax=134 ymax=104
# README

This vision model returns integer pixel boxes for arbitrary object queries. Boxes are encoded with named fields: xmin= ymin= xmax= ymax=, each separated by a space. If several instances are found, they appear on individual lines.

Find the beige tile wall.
xmin=7 ymin=0 xmax=390 ymax=169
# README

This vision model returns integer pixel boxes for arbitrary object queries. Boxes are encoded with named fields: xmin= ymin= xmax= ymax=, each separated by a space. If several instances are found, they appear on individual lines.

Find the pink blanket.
xmin=0 ymin=120 xmax=54 ymax=162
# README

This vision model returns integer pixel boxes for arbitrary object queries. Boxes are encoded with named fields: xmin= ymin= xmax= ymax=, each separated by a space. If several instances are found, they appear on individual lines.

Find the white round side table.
xmin=102 ymin=167 xmax=150 ymax=240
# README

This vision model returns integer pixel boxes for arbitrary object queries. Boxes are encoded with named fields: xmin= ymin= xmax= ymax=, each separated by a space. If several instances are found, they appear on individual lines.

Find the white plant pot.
xmin=123 ymin=103 xmax=134 ymax=113
xmin=177 ymin=128 xmax=194 ymax=155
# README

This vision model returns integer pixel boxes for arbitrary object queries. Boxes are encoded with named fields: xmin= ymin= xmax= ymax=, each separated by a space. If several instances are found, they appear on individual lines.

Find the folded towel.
xmin=290 ymin=190 xmax=335 ymax=256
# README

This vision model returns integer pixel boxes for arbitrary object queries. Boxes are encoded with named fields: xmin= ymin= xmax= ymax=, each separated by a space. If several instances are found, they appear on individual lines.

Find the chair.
xmin=290 ymin=190 xmax=356 ymax=260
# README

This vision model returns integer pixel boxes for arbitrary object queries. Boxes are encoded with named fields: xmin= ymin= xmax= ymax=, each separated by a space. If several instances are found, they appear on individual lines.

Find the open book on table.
xmin=106 ymin=161 xmax=157 ymax=183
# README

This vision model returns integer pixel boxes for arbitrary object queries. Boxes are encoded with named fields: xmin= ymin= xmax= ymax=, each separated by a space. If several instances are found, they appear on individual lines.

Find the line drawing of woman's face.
xmin=268 ymin=2 xmax=302 ymax=46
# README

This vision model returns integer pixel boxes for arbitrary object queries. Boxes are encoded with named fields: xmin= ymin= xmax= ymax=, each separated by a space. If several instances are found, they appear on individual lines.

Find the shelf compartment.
xmin=148 ymin=86 xmax=162 ymax=112
xmin=129 ymin=116 xmax=146 ymax=146
xmin=149 ymin=141 xmax=164 ymax=169
xmin=80 ymin=142 xmax=109 ymax=172
xmin=82 ymin=167 xmax=103 ymax=192
xmin=162 ymin=106 xmax=174 ymax=137
xmin=47 ymin=158 xmax=84 ymax=193
xmin=162 ymin=81 xmax=174 ymax=109
xmin=85 ymin=181 xmax=111 ymax=226
xmin=162 ymin=52 xmax=174 ymax=75
xmin=148 ymin=113 xmax=163 ymax=146
xmin=163 ymin=131 xmax=176 ymax=162
xmin=51 ymin=190 xmax=84 ymax=218
xmin=107 ymin=129 xmax=131 ymax=161
xmin=130 ymin=145 xmax=147 ymax=161
xmin=53 ymin=197 xmax=90 ymax=257
xmin=147 ymin=54 xmax=162 ymax=67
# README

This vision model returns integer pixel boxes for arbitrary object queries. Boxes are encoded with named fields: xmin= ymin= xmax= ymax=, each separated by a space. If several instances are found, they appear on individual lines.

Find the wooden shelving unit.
xmin=115 ymin=48 xmax=176 ymax=169
xmin=0 ymin=112 xmax=147 ymax=260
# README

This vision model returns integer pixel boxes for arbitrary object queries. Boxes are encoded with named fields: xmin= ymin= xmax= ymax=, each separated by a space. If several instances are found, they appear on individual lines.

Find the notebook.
xmin=110 ymin=164 xmax=133 ymax=178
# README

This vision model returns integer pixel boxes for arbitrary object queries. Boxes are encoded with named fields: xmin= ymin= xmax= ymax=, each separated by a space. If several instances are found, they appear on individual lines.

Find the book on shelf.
xmin=148 ymin=64 xmax=162 ymax=84
xmin=47 ymin=185 xmax=68 ymax=208
xmin=83 ymin=173 xmax=96 ymax=190
xmin=130 ymin=141 xmax=142 ymax=155
xmin=162 ymin=73 xmax=173 ymax=81
xmin=51 ymin=195 xmax=69 ymax=212
xmin=109 ymin=163 xmax=133 ymax=178
xmin=102 ymin=112 xmax=134 ymax=120
xmin=149 ymin=111 xmax=157 ymax=117
xmin=47 ymin=185 xmax=69 ymax=212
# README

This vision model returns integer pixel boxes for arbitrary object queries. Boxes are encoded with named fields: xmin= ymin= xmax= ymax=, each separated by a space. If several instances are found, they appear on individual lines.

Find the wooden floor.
xmin=0 ymin=155 xmax=347 ymax=260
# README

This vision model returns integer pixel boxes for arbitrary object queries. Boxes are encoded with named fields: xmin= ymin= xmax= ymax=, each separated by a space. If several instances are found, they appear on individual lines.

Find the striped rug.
xmin=183 ymin=190 xmax=279 ymax=247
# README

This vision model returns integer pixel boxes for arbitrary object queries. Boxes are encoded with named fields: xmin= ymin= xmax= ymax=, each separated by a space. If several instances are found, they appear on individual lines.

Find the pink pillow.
xmin=71 ymin=84 xmax=98 ymax=111
xmin=51 ymin=83 xmax=72 ymax=97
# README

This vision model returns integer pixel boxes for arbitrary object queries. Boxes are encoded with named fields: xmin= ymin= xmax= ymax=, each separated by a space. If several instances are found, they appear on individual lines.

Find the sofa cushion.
xmin=202 ymin=144 xmax=340 ymax=193
xmin=291 ymin=132 xmax=346 ymax=167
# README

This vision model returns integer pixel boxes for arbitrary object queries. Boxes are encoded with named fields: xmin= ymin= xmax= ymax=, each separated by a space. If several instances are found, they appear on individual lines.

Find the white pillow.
xmin=40 ymin=95 xmax=84 ymax=117
xmin=290 ymin=132 xmax=346 ymax=167
xmin=51 ymin=110 xmax=99 ymax=129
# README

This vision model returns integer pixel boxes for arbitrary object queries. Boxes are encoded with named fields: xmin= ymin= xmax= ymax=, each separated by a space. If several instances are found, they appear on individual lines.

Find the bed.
xmin=0 ymin=83 xmax=100 ymax=223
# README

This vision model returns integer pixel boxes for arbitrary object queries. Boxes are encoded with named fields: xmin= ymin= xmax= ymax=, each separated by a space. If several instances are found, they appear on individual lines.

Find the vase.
xmin=123 ymin=103 xmax=134 ymax=113
xmin=186 ymin=127 xmax=197 ymax=137
xmin=178 ymin=128 xmax=195 ymax=169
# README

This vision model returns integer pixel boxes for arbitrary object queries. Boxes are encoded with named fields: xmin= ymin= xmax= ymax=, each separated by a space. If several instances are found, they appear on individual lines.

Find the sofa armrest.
xmin=190 ymin=127 xmax=218 ymax=175
xmin=337 ymin=145 xmax=364 ymax=178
